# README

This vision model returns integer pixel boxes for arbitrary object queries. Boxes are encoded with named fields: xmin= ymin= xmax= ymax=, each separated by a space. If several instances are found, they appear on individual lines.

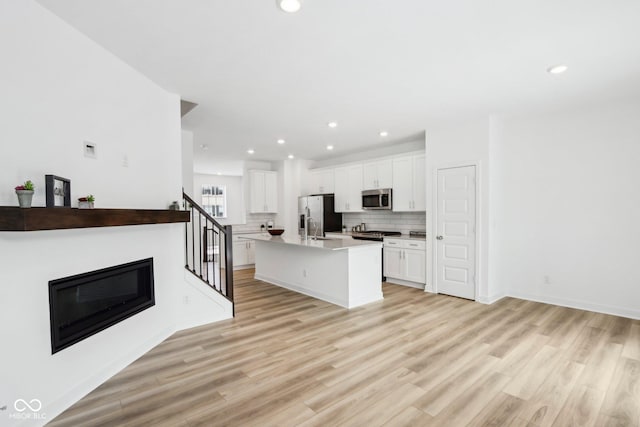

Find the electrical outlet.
xmin=302 ymin=269 xmax=307 ymax=278
xmin=543 ymin=275 xmax=551 ymax=285
xmin=122 ymin=155 xmax=129 ymax=168
xmin=183 ymin=295 xmax=189 ymax=304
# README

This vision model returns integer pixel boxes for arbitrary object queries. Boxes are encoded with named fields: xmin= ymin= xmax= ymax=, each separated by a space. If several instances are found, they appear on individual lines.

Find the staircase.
xmin=182 ymin=191 xmax=234 ymax=313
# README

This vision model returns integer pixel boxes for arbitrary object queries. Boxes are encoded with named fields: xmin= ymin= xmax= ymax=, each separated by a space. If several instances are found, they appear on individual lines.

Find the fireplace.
xmin=49 ymin=258 xmax=155 ymax=354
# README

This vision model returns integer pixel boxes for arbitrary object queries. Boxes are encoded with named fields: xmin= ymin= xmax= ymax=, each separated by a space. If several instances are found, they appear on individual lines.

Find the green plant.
xmin=15 ymin=180 xmax=34 ymax=191
xmin=78 ymin=195 xmax=95 ymax=202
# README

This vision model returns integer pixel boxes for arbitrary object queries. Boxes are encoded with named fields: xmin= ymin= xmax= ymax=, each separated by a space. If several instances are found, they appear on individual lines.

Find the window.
xmin=202 ymin=185 xmax=227 ymax=218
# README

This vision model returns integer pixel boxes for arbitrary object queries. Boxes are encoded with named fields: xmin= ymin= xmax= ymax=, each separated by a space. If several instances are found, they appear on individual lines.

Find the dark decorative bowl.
xmin=267 ymin=229 xmax=284 ymax=236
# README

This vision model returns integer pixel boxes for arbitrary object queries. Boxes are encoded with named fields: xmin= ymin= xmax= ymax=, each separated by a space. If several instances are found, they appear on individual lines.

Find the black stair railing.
xmin=183 ymin=192 xmax=234 ymax=304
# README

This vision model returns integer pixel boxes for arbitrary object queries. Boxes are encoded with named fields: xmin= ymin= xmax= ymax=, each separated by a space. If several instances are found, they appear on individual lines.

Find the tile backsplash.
xmin=343 ymin=211 xmax=426 ymax=234
xmin=233 ymin=213 xmax=277 ymax=233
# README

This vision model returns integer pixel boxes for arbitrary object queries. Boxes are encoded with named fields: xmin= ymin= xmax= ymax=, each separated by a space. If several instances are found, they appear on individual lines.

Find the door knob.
xmin=436 ymin=235 xmax=444 ymax=240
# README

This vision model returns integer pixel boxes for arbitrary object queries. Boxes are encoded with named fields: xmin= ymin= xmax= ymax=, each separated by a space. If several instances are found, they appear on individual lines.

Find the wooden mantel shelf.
xmin=0 ymin=207 xmax=190 ymax=231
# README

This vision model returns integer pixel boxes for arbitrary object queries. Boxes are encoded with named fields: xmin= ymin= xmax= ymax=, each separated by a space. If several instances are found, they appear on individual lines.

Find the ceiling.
xmin=38 ymin=0 xmax=640 ymax=164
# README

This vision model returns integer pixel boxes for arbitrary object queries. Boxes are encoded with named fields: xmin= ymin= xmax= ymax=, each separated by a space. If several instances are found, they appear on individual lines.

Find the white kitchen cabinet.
xmin=363 ymin=159 xmax=392 ymax=190
xmin=334 ymin=164 xmax=363 ymax=212
xmin=383 ymin=246 xmax=403 ymax=279
xmin=249 ymin=170 xmax=278 ymax=213
xmin=383 ymin=238 xmax=426 ymax=288
xmin=392 ymin=154 xmax=425 ymax=212
xmin=233 ymin=238 xmax=255 ymax=269
xmin=308 ymin=169 xmax=334 ymax=194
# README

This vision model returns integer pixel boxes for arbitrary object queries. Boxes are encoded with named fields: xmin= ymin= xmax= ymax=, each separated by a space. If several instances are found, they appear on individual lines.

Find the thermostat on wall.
xmin=83 ymin=141 xmax=98 ymax=159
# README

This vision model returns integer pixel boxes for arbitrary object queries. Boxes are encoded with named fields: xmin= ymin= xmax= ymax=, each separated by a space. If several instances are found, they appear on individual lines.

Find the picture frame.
xmin=45 ymin=175 xmax=71 ymax=208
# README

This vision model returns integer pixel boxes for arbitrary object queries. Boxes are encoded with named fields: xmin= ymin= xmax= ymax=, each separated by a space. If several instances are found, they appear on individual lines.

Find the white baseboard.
xmin=255 ymin=273 xmax=350 ymax=308
xmin=255 ymin=273 xmax=383 ymax=309
xmin=385 ymin=277 xmax=425 ymax=289
xmin=44 ymin=327 xmax=173 ymax=426
xmin=347 ymin=292 xmax=384 ymax=309
xmin=507 ymin=291 xmax=640 ymax=320
xmin=477 ymin=292 xmax=507 ymax=305
xmin=179 ymin=271 xmax=234 ymax=331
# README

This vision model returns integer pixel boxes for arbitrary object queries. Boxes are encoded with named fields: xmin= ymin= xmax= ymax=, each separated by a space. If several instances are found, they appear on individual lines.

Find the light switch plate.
xmin=83 ymin=141 xmax=98 ymax=159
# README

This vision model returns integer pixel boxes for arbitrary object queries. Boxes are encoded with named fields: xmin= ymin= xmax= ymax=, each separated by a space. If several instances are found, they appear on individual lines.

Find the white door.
xmin=436 ymin=166 xmax=476 ymax=300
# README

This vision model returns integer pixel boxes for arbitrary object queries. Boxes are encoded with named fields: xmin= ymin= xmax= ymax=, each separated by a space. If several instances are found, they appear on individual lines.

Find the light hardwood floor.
xmin=49 ymin=269 xmax=640 ymax=426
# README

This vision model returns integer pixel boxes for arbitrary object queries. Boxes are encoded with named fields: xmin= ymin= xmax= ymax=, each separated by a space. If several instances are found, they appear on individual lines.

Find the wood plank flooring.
xmin=48 ymin=269 xmax=640 ymax=426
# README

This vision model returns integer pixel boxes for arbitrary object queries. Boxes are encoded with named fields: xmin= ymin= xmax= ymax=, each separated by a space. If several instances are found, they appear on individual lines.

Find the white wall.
xmin=492 ymin=101 xmax=640 ymax=318
xmin=275 ymin=159 xmax=313 ymax=236
xmin=425 ymin=119 xmax=493 ymax=300
xmin=193 ymin=173 xmax=245 ymax=225
xmin=0 ymin=2 xmax=229 ymax=425
xmin=181 ymin=130 xmax=194 ymax=196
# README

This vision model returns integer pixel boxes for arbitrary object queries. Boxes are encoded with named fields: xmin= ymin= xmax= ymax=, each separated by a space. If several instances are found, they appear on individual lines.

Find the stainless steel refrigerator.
xmin=298 ymin=194 xmax=342 ymax=238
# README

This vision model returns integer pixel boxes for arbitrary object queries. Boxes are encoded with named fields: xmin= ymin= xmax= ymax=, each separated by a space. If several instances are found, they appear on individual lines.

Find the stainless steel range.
xmin=351 ymin=230 xmax=401 ymax=241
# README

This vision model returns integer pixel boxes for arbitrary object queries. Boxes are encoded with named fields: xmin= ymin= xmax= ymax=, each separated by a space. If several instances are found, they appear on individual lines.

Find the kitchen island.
xmin=239 ymin=234 xmax=383 ymax=308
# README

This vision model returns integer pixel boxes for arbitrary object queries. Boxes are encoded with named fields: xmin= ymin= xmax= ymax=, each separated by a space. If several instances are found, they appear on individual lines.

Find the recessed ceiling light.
xmin=379 ymin=131 xmax=389 ymax=137
xmin=217 ymin=172 xmax=222 ymax=176
xmin=277 ymin=139 xmax=286 ymax=144
xmin=288 ymin=154 xmax=294 ymax=159
xmin=277 ymin=0 xmax=301 ymax=13
xmin=247 ymin=149 xmax=255 ymax=154
xmin=547 ymin=64 xmax=568 ymax=74
xmin=328 ymin=121 xmax=338 ymax=128
xmin=326 ymin=145 xmax=334 ymax=150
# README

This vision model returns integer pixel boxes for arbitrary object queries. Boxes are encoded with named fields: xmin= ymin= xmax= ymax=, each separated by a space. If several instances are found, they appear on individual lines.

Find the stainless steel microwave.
xmin=362 ymin=188 xmax=392 ymax=210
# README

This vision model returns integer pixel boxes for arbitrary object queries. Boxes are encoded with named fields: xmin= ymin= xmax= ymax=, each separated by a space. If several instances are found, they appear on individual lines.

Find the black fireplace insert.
xmin=49 ymin=258 xmax=155 ymax=354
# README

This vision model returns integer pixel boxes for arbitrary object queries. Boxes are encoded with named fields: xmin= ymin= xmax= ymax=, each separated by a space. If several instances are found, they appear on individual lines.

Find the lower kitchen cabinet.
xmin=233 ymin=239 xmax=255 ymax=269
xmin=383 ymin=238 xmax=426 ymax=288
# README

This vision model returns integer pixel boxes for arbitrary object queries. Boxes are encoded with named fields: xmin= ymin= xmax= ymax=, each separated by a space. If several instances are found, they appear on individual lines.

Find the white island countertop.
xmin=238 ymin=233 xmax=382 ymax=251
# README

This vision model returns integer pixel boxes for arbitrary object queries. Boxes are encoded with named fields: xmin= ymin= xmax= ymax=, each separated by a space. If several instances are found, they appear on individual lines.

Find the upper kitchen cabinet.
xmin=392 ymin=154 xmax=425 ymax=211
xmin=334 ymin=164 xmax=363 ymax=212
xmin=249 ymin=170 xmax=278 ymax=213
xmin=308 ymin=168 xmax=334 ymax=194
xmin=363 ymin=159 xmax=392 ymax=190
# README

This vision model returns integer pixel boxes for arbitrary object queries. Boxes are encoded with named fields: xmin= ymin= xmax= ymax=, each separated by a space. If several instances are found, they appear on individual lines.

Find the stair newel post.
xmin=225 ymin=224 xmax=234 ymax=301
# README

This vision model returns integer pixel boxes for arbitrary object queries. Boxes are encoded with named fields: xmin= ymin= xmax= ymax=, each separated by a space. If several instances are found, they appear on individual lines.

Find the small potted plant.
xmin=15 ymin=180 xmax=35 ymax=208
xmin=78 ymin=194 xmax=95 ymax=209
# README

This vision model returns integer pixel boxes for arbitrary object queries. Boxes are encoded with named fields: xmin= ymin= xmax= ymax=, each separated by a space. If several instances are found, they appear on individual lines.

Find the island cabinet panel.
xmin=242 ymin=234 xmax=383 ymax=309
xmin=392 ymin=154 xmax=425 ymax=212
xmin=249 ymin=170 xmax=278 ymax=213
xmin=334 ymin=164 xmax=363 ymax=212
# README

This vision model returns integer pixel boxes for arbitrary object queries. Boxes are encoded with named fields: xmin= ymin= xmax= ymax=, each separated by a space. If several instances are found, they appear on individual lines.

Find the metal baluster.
xmin=184 ymin=202 xmax=188 ymax=269
xmin=191 ymin=206 xmax=195 ymax=273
